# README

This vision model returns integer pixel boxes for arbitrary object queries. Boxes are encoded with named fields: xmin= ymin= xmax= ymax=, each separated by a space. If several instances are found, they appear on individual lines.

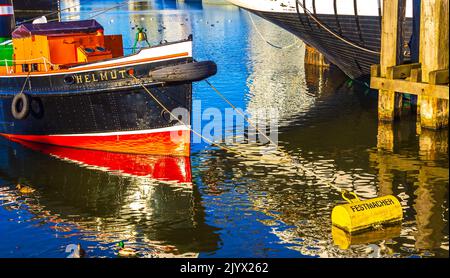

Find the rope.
xmin=203 ymin=79 xmax=359 ymax=200
xmin=4 ymin=57 xmax=45 ymax=62
xmin=205 ymin=79 xmax=276 ymax=146
xmin=87 ymin=1 xmax=131 ymax=19
xmin=130 ymin=75 xmax=246 ymax=158
xmin=2 ymin=57 xmax=56 ymax=73
xmin=247 ymin=11 xmax=299 ymax=50
xmin=295 ymin=0 xmax=380 ymax=55
xmin=4 ymin=57 xmax=55 ymax=65
xmin=18 ymin=72 xmax=31 ymax=94
xmin=131 ymin=72 xmax=359 ymax=201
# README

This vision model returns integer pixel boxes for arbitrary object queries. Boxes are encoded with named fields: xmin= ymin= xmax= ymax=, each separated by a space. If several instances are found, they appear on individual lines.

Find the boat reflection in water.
xmin=12 ymin=139 xmax=192 ymax=183
xmin=0 ymin=138 xmax=220 ymax=257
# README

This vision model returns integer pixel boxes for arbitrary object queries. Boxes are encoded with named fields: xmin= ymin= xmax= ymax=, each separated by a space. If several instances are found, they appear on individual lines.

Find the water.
xmin=0 ymin=0 xmax=448 ymax=258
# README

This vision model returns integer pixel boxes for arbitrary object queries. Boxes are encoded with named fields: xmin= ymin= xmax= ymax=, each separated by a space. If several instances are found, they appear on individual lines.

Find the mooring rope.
xmin=295 ymin=0 xmax=380 ymax=55
xmin=48 ymin=0 xmax=134 ymax=22
xmin=18 ymin=72 xmax=31 ymax=95
xmin=247 ymin=11 xmax=300 ymax=50
xmin=203 ymin=79 xmax=360 ymax=201
xmin=87 ymin=1 xmax=132 ymax=20
xmin=130 ymin=75 xmax=248 ymax=158
xmin=3 ymin=57 xmax=57 ymax=67
xmin=131 ymin=70 xmax=360 ymax=201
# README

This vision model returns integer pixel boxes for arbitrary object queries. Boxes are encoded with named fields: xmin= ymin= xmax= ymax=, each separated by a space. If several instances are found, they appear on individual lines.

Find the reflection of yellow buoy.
xmin=331 ymin=195 xmax=403 ymax=234
xmin=332 ymin=225 xmax=401 ymax=250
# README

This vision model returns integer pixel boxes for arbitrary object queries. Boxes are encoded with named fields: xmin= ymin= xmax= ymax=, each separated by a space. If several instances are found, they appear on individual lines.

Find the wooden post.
xmin=378 ymin=0 xmax=406 ymax=121
xmin=419 ymin=0 xmax=449 ymax=129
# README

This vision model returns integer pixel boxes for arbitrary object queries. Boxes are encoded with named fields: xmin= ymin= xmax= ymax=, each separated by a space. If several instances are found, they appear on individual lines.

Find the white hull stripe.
xmin=0 ymin=5 xmax=13 ymax=16
xmin=49 ymin=125 xmax=191 ymax=137
xmin=228 ymin=0 xmax=413 ymax=18
xmin=73 ymin=41 xmax=192 ymax=70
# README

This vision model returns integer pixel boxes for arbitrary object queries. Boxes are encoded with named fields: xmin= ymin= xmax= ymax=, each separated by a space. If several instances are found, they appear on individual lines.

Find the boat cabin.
xmin=0 ymin=19 xmax=123 ymax=75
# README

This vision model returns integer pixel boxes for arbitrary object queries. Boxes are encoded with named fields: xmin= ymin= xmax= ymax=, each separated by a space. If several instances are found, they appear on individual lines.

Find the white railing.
xmin=2 ymin=57 xmax=57 ymax=74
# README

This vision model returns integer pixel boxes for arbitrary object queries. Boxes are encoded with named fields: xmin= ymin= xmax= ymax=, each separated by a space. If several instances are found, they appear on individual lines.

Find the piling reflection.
xmin=419 ymin=129 xmax=449 ymax=161
xmin=371 ymin=119 xmax=449 ymax=257
xmin=377 ymin=122 xmax=395 ymax=152
xmin=0 ymin=138 xmax=220 ymax=257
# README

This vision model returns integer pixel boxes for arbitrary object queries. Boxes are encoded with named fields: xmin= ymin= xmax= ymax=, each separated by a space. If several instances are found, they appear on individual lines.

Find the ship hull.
xmin=0 ymin=41 xmax=195 ymax=156
xmin=230 ymin=0 xmax=413 ymax=79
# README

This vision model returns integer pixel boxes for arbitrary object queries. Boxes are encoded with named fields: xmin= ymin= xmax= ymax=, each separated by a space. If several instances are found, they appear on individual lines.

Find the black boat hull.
xmin=248 ymin=10 xmax=412 ymax=79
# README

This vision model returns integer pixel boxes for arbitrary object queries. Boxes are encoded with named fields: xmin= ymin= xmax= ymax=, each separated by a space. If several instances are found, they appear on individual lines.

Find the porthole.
xmin=64 ymin=75 xmax=75 ymax=85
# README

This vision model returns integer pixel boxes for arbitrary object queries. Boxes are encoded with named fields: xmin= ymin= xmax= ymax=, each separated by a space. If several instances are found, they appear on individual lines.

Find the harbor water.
xmin=0 ymin=0 xmax=448 ymax=258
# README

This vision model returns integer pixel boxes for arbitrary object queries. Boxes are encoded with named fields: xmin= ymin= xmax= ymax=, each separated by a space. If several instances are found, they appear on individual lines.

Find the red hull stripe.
xmin=0 ymin=129 xmax=191 ymax=156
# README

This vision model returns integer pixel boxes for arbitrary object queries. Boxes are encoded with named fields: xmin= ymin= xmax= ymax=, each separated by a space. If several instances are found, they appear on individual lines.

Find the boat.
xmin=0 ymin=0 xmax=217 ymax=156
xmin=227 ymin=0 xmax=415 ymax=79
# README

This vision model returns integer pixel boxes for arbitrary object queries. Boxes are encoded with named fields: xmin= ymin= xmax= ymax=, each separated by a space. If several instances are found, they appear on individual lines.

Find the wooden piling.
xmin=371 ymin=0 xmax=449 ymax=130
xmin=418 ymin=0 xmax=449 ymax=129
xmin=377 ymin=0 xmax=406 ymax=121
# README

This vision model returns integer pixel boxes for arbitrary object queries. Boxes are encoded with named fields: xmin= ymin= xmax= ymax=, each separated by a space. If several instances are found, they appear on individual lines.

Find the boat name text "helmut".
xmin=74 ymin=69 xmax=128 ymax=84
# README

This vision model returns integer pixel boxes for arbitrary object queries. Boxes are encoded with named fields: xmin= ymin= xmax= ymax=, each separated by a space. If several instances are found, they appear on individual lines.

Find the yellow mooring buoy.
xmin=331 ymin=194 xmax=403 ymax=234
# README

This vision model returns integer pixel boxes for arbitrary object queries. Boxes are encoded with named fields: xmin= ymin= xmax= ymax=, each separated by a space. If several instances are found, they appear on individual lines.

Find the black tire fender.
xmin=11 ymin=93 xmax=31 ymax=120
xmin=149 ymin=61 xmax=217 ymax=83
